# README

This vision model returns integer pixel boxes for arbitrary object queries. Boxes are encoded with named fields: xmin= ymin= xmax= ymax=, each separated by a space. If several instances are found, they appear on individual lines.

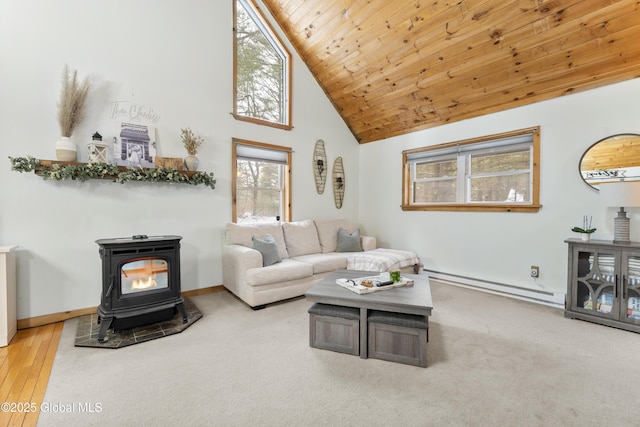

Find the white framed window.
xmin=233 ymin=0 xmax=292 ymax=129
xmin=402 ymin=127 xmax=541 ymax=212
xmin=232 ymin=138 xmax=292 ymax=223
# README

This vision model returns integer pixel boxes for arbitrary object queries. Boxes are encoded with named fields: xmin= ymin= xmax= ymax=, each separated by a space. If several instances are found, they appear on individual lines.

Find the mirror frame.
xmin=579 ymin=133 xmax=640 ymax=190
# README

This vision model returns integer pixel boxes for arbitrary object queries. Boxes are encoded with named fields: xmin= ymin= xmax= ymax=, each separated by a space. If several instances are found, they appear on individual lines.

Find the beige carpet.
xmin=39 ymin=281 xmax=640 ymax=426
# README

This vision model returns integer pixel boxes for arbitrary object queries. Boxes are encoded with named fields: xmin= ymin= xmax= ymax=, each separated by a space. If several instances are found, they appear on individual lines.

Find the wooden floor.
xmin=0 ymin=323 xmax=63 ymax=427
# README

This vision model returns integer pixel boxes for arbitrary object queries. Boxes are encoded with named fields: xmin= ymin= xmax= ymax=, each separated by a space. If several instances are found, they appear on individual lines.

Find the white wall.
xmin=0 ymin=0 xmax=359 ymax=318
xmin=359 ymin=77 xmax=640 ymax=294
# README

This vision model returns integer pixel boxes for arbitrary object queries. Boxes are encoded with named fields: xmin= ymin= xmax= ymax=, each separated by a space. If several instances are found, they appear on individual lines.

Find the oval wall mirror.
xmin=579 ymin=133 xmax=640 ymax=190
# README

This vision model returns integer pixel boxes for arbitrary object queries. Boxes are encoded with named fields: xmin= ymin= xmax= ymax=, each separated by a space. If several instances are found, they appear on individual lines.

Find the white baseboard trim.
xmin=424 ymin=269 xmax=566 ymax=309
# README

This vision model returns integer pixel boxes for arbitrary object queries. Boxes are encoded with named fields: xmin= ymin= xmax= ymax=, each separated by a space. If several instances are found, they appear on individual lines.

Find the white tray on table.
xmin=335 ymin=274 xmax=414 ymax=294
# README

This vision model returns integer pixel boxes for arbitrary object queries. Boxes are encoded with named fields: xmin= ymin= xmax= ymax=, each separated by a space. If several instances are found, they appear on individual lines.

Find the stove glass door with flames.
xmin=121 ymin=258 xmax=169 ymax=295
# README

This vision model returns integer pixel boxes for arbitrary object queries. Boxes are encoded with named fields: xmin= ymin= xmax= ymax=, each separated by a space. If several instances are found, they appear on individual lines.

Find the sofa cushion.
xmin=282 ymin=219 xmax=322 ymax=257
xmin=252 ymin=234 xmax=281 ymax=267
xmin=291 ymin=252 xmax=350 ymax=274
xmin=336 ymin=228 xmax=363 ymax=252
xmin=245 ymin=259 xmax=314 ymax=287
xmin=225 ymin=222 xmax=289 ymax=259
xmin=315 ymin=219 xmax=358 ymax=253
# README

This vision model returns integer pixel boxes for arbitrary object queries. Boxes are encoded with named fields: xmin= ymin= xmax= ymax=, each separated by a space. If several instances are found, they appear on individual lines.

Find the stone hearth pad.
xmin=74 ymin=298 xmax=202 ymax=349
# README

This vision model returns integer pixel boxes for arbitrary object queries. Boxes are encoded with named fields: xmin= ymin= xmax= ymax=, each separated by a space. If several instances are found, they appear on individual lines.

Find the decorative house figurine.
xmin=87 ymin=131 xmax=109 ymax=163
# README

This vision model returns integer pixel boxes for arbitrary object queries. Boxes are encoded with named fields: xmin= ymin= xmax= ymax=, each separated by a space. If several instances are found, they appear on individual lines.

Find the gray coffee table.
xmin=305 ymin=269 xmax=433 ymax=359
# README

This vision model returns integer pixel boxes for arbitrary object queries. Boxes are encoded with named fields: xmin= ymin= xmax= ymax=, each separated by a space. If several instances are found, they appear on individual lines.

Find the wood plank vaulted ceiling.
xmin=261 ymin=0 xmax=640 ymax=144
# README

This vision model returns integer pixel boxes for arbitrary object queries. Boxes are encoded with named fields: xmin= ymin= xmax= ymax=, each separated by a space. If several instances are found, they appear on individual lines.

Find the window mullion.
xmin=459 ymin=154 xmax=468 ymax=204
xmin=411 ymin=164 xmax=416 ymax=203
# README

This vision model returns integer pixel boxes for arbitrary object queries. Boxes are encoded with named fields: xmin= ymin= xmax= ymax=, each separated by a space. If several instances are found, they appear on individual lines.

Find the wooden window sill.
xmin=401 ymin=204 xmax=542 ymax=213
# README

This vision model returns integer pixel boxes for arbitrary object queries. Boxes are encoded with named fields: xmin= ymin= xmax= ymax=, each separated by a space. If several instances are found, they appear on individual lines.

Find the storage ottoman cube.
xmin=367 ymin=310 xmax=428 ymax=367
xmin=308 ymin=303 xmax=360 ymax=356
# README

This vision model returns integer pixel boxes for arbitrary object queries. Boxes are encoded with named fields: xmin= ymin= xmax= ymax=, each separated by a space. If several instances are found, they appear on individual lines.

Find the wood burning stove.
xmin=96 ymin=235 xmax=187 ymax=343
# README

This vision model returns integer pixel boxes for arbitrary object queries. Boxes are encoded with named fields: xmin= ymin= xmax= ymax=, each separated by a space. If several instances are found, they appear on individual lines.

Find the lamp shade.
xmin=599 ymin=181 xmax=640 ymax=207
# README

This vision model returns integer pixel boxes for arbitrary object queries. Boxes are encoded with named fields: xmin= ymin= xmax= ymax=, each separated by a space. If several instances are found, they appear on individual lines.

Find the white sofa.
xmin=223 ymin=219 xmax=421 ymax=309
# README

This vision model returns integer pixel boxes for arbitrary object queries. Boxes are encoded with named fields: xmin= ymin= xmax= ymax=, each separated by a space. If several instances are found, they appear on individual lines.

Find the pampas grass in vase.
xmin=56 ymin=65 xmax=90 ymax=162
xmin=181 ymin=127 xmax=204 ymax=171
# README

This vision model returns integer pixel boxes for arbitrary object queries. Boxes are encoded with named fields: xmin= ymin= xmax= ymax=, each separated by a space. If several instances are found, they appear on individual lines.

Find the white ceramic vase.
xmin=581 ymin=233 xmax=591 ymax=242
xmin=184 ymin=155 xmax=199 ymax=171
xmin=55 ymin=136 xmax=77 ymax=162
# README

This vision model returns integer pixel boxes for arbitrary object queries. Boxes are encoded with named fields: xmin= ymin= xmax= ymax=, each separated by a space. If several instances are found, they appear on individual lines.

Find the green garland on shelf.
xmin=8 ymin=156 xmax=216 ymax=189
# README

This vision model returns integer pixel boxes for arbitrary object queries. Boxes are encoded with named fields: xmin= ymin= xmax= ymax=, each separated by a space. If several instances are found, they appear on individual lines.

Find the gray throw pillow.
xmin=252 ymin=234 xmax=282 ymax=266
xmin=336 ymin=228 xmax=363 ymax=252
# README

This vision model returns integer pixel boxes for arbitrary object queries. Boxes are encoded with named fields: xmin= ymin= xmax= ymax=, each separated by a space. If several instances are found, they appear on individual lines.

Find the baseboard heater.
xmin=423 ymin=269 xmax=565 ymax=309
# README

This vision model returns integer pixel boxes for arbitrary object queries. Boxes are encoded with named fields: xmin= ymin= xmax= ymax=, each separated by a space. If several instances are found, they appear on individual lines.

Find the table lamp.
xmin=599 ymin=181 xmax=640 ymax=244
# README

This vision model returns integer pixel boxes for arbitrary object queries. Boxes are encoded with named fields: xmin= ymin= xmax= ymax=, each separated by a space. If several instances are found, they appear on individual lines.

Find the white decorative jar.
xmin=56 ymin=136 xmax=77 ymax=162
xmin=184 ymin=155 xmax=199 ymax=171
xmin=581 ymin=233 xmax=591 ymax=242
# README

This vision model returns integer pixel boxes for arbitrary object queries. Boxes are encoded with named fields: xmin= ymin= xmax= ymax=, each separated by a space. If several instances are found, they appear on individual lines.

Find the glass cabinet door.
xmin=621 ymin=253 xmax=640 ymax=324
xmin=573 ymin=249 xmax=619 ymax=318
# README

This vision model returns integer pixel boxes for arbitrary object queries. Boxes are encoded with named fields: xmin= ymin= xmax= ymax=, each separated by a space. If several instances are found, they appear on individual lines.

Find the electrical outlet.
xmin=530 ymin=265 xmax=540 ymax=278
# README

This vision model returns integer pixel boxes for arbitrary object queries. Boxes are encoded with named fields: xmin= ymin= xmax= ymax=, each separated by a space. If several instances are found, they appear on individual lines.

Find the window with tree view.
xmin=234 ymin=0 xmax=291 ymax=129
xmin=402 ymin=127 xmax=541 ymax=212
xmin=233 ymin=139 xmax=291 ymax=223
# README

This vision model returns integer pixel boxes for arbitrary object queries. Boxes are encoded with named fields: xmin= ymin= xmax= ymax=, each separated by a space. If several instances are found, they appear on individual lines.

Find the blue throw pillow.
xmin=252 ymin=234 xmax=282 ymax=266
xmin=336 ymin=228 xmax=363 ymax=252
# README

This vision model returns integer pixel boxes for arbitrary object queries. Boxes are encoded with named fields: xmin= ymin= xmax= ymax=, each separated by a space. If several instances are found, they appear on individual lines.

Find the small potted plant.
xmin=56 ymin=65 xmax=91 ymax=162
xmin=181 ymin=127 xmax=204 ymax=171
xmin=572 ymin=215 xmax=596 ymax=241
